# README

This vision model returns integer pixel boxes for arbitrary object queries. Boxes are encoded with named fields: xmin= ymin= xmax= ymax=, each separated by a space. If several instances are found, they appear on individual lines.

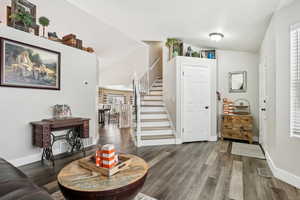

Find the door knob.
xmin=205 ymin=106 xmax=209 ymax=109
xmin=261 ymin=108 xmax=266 ymax=111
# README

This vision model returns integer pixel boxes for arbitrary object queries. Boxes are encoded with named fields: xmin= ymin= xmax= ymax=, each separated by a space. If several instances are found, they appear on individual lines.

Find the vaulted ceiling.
xmin=67 ymin=0 xmax=293 ymax=52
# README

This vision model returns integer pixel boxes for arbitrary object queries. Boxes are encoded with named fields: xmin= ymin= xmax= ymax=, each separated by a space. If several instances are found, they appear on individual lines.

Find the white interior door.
xmin=259 ymin=59 xmax=268 ymax=147
xmin=183 ymin=65 xmax=210 ymax=142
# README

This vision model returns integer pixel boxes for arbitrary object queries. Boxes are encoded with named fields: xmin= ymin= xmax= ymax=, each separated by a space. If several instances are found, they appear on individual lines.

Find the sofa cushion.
xmin=0 ymin=158 xmax=53 ymax=200
xmin=0 ymin=180 xmax=52 ymax=200
xmin=0 ymin=158 xmax=27 ymax=181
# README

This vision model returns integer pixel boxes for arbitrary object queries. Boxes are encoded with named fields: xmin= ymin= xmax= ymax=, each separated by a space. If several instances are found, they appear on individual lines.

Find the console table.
xmin=30 ymin=117 xmax=90 ymax=166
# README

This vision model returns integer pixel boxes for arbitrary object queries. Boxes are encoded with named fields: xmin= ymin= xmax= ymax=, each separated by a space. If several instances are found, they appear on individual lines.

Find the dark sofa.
xmin=0 ymin=158 xmax=53 ymax=200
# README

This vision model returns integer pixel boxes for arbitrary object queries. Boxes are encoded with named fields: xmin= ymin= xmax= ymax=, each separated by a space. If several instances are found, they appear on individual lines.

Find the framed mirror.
xmin=229 ymin=71 xmax=247 ymax=93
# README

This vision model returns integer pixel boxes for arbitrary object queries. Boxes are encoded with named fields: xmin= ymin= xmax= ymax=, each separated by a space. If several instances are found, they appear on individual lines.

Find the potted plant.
xmin=39 ymin=16 xmax=50 ymax=37
xmin=10 ymin=10 xmax=33 ymax=32
xmin=165 ymin=38 xmax=181 ymax=60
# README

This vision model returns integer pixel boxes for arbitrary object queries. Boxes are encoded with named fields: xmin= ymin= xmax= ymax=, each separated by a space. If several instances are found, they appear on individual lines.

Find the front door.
xmin=183 ymin=65 xmax=210 ymax=142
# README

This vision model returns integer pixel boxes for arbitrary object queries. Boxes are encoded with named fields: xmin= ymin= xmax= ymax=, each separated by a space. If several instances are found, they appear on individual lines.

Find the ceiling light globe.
xmin=209 ymin=33 xmax=224 ymax=42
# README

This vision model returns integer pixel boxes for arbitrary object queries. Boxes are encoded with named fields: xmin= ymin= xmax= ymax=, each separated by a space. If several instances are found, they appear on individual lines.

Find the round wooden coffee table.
xmin=57 ymin=154 xmax=148 ymax=200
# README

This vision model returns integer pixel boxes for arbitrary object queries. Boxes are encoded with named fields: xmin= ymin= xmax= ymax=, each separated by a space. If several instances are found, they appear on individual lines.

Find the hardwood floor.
xmin=19 ymin=125 xmax=300 ymax=200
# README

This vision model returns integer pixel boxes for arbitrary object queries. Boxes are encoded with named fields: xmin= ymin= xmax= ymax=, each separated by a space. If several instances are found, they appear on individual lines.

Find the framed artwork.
xmin=7 ymin=6 xmax=40 ymax=36
xmin=0 ymin=37 xmax=61 ymax=90
xmin=7 ymin=0 xmax=39 ymax=34
xmin=11 ymin=0 xmax=37 ymax=21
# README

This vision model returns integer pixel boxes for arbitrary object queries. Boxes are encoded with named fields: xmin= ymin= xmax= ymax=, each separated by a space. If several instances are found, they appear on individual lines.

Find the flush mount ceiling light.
xmin=209 ymin=32 xmax=224 ymax=42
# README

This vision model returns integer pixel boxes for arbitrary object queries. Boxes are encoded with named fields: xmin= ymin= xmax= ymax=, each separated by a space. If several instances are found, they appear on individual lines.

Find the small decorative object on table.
xmin=53 ymin=104 xmax=72 ymax=118
xmin=233 ymin=98 xmax=250 ymax=115
xmin=79 ymin=144 xmax=132 ymax=177
xmin=101 ymin=144 xmax=118 ymax=169
xmin=223 ymin=98 xmax=234 ymax=115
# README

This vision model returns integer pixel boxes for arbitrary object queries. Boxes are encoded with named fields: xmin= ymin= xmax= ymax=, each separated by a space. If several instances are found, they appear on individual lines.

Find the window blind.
xmin=290 ymin=23 xmax=300 ymax=137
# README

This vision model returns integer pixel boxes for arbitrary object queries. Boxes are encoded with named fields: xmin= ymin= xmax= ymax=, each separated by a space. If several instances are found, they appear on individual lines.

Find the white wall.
xmin=163 ymin=58 xmax=177 ymax=129
xmin=99 ymin=45 xmax=149 ymax=86
xmin=144 ymin=41 xmax=163 ymax=66
xmin=260 ymin=0 xmax=300 ymax=188
xmin=0 ymin=25 xmax=98 ymax=166
xmin=0 ymin=0 xmax=149 ymax=87
xmin=217 ymin=50 xmax=259 ymax=137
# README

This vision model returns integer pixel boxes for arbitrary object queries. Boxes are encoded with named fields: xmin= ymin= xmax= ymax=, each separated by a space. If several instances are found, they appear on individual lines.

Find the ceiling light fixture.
xmin=209 ymin=32 xmax=224 ymax=42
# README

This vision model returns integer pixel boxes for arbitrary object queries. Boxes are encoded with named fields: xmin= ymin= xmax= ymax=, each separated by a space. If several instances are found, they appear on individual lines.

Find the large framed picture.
xmin=0 ymin=38 xmax=61 ymax=90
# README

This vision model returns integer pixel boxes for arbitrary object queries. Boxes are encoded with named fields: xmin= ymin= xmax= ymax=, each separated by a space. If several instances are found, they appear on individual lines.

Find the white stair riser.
xmin=140 ymin=114 xmax=168 ymax=119
xmin=151 ymin=87 xmax=162 ymax=91
xmin=150 ymin=91 xmax=162 ymax=95
xmin=140 ymin=138 xmax=176 ymax=146
xmin=143 ymin=96 xmax=163 ymax=100
xmin=141 ymin=129 xmax=173 ymax=135
xmin=141 ymin=121 xmax=170 ymax=127
xmin=142 ymin=101 xmax=164 ymax=105
xmin=141 ymin=107 xmax=165 ymax=112
xmin=153 ymin=83 xmax=162 ymax=87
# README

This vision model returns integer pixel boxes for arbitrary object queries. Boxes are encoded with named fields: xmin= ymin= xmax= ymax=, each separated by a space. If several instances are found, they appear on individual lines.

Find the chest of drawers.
xmin=221 ymin=115 xmax=253 ymax=143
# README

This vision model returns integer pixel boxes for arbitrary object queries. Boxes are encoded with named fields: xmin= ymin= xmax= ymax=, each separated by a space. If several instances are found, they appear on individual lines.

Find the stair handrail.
xmin=132 ymin=56 xmax=161 ymax=147
xmin=138 ymin=57 xmax=161 ymax=95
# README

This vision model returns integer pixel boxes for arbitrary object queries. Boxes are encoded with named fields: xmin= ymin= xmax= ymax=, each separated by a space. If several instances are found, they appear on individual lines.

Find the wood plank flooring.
xmin=19 ymin=125 xmax=300 ymax=200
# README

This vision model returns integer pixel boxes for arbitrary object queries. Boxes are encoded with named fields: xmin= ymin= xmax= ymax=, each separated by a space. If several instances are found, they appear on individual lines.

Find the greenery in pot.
xmin=10 ymin=10 xmax=33 ymax=31
xmin=165 ymin=38 xmax=179 ymax=49
xmin=39 ymin=16 xmax=50 ymax=37
xmin=166 ymin=38 xmax=181 ymax=60
xmin=192 ymin=51 xmax=200 ymax=57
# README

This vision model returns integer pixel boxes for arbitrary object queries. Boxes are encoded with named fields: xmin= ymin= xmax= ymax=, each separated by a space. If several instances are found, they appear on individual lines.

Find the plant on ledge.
xmin=39 ymin=16 xmax=50 ymax=37
xmin=10 ymin=10 xmax=33 ymax=31
xmin=165 ymin=38 xmax=182 ymax=60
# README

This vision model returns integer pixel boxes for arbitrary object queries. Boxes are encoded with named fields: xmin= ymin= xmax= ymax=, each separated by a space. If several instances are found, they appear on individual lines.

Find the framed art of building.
xmin=0 ymin=37 xmax=61 ymax=90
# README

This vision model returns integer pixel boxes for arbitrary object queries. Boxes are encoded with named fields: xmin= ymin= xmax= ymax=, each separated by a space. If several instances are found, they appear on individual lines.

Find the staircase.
xmin=138 ymin=78 xmax=176 ymax=146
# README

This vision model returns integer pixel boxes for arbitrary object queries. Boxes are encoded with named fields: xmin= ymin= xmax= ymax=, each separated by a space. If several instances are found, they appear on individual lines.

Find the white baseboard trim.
xmin=265 ymin=151 xmax=300 ymax=189
xmin=209 ymin=135 xmax=218 ymax=141
xmin=9 ymin=152 xmax=42 ymax=167
xmin=175 ymin=138 xmax=182 ymax=144
xmin=8 ymin=138 xmax=97 ymax=167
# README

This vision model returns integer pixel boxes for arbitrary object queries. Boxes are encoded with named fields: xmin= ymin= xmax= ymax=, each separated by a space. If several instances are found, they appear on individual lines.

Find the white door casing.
xmin=259 ymin=58 xmax=268 ymax=147
xmin=182 ymin=64 xmax=210 ymax=142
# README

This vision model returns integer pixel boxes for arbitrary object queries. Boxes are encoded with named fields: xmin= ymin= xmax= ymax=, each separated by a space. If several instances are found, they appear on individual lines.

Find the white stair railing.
xmin=133 ymin=76 xmax=142 ymax=146
xmin=138 ymin=57 xmax=161 ymax=95
xmin=133 ymin=56 xmax=161 ymax=146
